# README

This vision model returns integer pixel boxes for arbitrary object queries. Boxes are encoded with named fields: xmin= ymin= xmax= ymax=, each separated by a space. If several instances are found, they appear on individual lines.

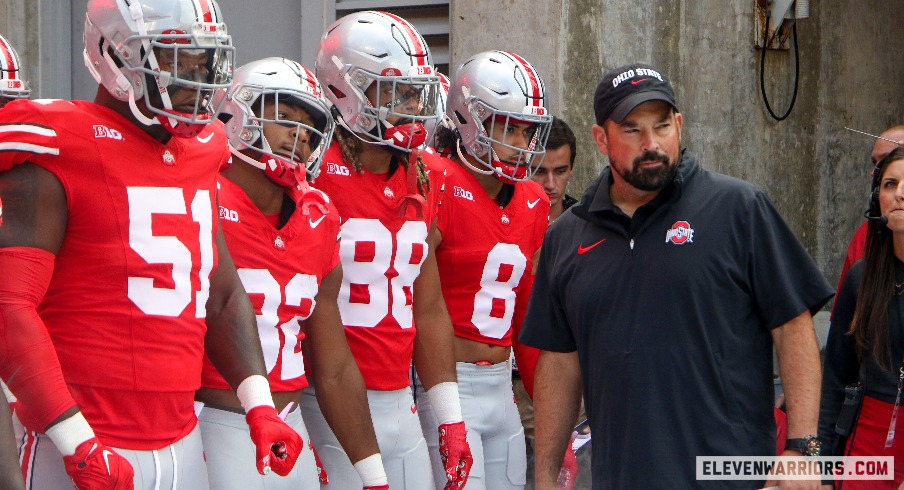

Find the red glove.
xmin=363 ymin=486 xmax=389 ymax=490
xmin=62 ymin=438 xmax=134 ymax=489
xmin=437 ymin=422 xmax=472 ymax=490
xmin=245 ymin=405 xmax=302 ymax=477
xmin=556 ymin=431 xmax=578 ymax=490
xmin=310 ymin=441 xmax=328 ymax=484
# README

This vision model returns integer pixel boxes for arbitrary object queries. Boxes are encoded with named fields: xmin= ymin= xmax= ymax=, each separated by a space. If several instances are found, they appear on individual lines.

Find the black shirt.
xmin=520 ymin=150 xmax=834 ymax=489
xmin=818 ymin=259 xmax=904 ymax=455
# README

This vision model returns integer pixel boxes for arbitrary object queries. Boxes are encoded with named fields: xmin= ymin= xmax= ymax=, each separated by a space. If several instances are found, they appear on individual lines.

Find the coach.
xmin=519 ymin=63 xmax=833 ymax=489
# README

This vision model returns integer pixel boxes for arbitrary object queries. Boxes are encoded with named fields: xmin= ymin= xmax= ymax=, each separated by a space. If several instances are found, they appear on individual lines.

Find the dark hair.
xmin=850 ymin=145 xmax=904 ymax=368
xmin=547 ymin=117 xmax=576 ymax=167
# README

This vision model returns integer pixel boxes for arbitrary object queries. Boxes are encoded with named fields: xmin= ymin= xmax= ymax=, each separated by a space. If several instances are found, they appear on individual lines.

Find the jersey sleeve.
xmin=0 ymin=247 xmax=77 ymax=432
xmin=746 ymin=191 xmax=834 ymax=329
xmin=817 ymin=261 xmax=861 ymax=455
xmin=518 ymin=227 xmax=576 ymax=352
xmin=0 ymin=100 xmax=60 ymax=172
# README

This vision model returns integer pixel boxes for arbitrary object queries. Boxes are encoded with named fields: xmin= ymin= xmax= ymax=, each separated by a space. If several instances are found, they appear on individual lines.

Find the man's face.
xmin=594 ymin=100 xmax=682 ymax=192
xmin=260 ymin=99 xmax=313 ymax=164
xmin=154 ymin=48 xmax=212 ymax=112
xmin=872 ymin=129 xmax=904 ymax=164
xmin=364 ymin=80 xmax=427 ymax=125
xmin=487 ymin=120 xmax=537 ymax=163
xmin=532 ymin=144 xmax=573 ymax=207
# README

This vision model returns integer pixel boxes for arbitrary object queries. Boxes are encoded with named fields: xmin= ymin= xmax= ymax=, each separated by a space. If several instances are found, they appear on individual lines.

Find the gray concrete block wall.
xmin=452 ymin=0 xmax=904 ymax=292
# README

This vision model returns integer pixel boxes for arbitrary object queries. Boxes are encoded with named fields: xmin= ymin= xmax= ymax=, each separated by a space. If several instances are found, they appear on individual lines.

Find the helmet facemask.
xmin=335 ymin=65 xmax=440 ymax=152
xmin=83 ymin=1 xmax=234 ymax=138
xmin=234 ymin=89 xmax=334 ymax=186
xmin=460 ymin=100 xmax=552 ymax=182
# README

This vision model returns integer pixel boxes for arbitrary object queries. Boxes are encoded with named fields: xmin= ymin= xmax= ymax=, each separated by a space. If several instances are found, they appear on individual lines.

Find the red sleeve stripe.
xmin=376 ymin=12 xmax=428 ymax=68
xmin=504 ymin=51 xmax=544 ymax=109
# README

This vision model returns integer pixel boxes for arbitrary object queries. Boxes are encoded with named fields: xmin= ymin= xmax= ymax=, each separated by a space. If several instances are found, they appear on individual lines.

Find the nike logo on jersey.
xmin=527 ymin=198 xmax=541 ymax=209
xmin=196 ymin=132 xmax=214 ymax=144
xmin=577 ymin=238 xmax=606 ymax=255
xmin=309 ymin=215 xmax=326 ymax=229
xmin=102 ymin=449 xmax=113 ymax=475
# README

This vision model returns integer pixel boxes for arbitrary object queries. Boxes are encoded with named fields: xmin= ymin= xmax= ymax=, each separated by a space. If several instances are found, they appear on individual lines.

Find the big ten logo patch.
xmin=93 ymin=125 xmax=123 ymax=141
xmin=453 ymin=186 xmax=474 ymax=201
xmin=219 ymin=206 xmax=240 ymax=223
xmin=325 ymin=162 xmax=350 ymax=176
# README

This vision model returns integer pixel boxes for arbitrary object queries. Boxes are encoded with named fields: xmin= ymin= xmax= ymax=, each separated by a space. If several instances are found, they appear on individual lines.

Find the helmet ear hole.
xmin=454 ymin=110 xmax=467 ymax=125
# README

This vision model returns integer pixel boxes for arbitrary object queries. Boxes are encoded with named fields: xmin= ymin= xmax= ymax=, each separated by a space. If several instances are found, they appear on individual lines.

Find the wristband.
xmin=45 ymin=411 xmax=95 ymax=456
xmin=236 ymin=375 xmax=275 ymax=412
xmin=354 ymin=453 xmax=388 ymax=487
xmin=426 ymin=382 xmax=463 ymax=425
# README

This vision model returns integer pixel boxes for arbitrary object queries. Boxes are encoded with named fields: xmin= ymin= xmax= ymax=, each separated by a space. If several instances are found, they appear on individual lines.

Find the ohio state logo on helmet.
xmin=665 ymin=220 xmax=694 ymax=245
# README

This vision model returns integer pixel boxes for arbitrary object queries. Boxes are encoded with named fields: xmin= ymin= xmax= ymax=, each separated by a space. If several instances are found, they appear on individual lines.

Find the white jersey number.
xmin=470 ymin=243 xmax=527 ymax=339
xmin=238 ymin=269 xmax=318 ymax=380
xmin=338 ymin=218 xmax=428 ymax=329
xmin=127 ymin=187 xmax=214 ymax=318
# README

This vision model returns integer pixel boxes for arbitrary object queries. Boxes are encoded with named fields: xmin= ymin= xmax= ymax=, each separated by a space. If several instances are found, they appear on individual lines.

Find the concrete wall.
xmin=451 ymin=0 xmax=904 ymax=289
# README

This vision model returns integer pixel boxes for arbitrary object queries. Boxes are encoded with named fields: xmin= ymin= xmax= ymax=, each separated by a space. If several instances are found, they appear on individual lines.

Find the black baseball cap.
xmin=593 ymin=63 xmax=677 ymax=125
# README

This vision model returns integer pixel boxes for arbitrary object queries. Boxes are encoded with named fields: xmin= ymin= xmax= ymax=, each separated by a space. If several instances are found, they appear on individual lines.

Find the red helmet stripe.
xmin=0 ymin=37 xmax=18 ymax=76
xmin=376 ymin=12 xmax=427 ymax=68
xmin=192 ymin=0 xmax=215 ymax=23
xmin=505 ymin=51 xmax=542 ymax=108
xmin=301 ymin=65 xmax=320 ymax=97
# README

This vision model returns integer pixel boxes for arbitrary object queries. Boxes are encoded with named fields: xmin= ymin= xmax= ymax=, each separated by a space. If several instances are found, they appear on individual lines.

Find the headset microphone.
xmin=864 ymin=210 xmax=888 ymax=226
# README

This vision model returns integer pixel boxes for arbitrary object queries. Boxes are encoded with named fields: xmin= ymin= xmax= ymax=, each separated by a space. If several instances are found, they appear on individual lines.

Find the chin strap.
xmin=397 ymin=146 xmax=426 ymax=220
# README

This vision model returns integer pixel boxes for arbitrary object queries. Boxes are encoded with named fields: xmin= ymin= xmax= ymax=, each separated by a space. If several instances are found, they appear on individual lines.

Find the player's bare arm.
xmin=303 ymin=263 xmax=381 ymax=463
xmin=411 ymin=224 xmax=458 ymax=389
xmin=533 ymin=350 xmax=582 ymax=490
xmin=204 ymin=225 xmax=267 ymax=386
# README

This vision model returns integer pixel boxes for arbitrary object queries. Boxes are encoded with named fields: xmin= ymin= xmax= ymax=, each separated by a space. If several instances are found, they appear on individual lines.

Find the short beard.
xmin=614 ymin=150 xmax=678 ymax=191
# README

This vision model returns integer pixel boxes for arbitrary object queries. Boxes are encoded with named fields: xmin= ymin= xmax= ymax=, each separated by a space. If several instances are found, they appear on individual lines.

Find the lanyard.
xmin=885 ymin=361 xmax=904 ymax=448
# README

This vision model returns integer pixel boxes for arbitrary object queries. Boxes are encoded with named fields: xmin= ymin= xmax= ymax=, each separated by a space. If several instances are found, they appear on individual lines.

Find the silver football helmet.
xmin=0 ymin=33 xmax=29 ymax=102
xmin=315 ymin=10 xmax=440 ymax=152
xmin=83 ymin=0 xmax=234 ymax=137
xmin=215 ymin=57 xmax=334 ymax=185
xmin=446 ymin=51 xmax=552 ymax=182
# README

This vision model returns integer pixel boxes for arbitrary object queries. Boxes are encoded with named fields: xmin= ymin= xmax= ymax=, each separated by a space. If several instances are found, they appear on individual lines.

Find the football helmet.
xmin=446 ymin=51 xmax=552 ymax=182
xmin=315 ymin=10 xmax=440 ymax=152
xmin=215 ymin=57 xmax=334 ymax=185
xmin=83 ymin=0 xmax=234 ymax=137
xmin=0 ymin=33 xmax=29 ymax=102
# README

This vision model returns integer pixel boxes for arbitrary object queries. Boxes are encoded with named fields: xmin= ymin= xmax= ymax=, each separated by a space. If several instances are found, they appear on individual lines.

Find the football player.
xmin=197 ymin=57 xmax=388 ymax=490
xmin=419 ymin=50 xmax=552 ymax=489
xmin=301 ymin=10 xmax=473 ymax=489
xmin=0 ymin=1 xmax=300 ymax=488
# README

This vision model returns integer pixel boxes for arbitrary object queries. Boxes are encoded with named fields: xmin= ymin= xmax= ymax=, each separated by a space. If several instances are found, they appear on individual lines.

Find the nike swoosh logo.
xmin=309 ymin=215 xmax=326 ymax=229
xmin=102 ymin=450 xmax=113 ymax=475
xmin=577 ymin=238 xmax=606 ymax=255
xmin=196 ymin=133 xmax=214 ymax=144
xmin=527 ymin=198 xmax=541 ymax=209
xmin=630 ymin=78 xmax=649 ymax=85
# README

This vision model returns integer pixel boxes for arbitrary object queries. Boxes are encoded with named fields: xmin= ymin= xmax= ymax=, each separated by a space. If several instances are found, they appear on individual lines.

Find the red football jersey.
xmin=201 ymin=177 xmax=341 ymax=392
xmin=0 ymin=99 xmax=229 ymax=449
xmin=311 ymin=142 xmax=444 ymax=390
xmin=435 ymin=161 xmax=549 ymax=346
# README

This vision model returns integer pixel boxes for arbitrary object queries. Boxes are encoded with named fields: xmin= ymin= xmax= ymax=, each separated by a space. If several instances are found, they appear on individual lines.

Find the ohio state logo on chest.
xmin=665 ymin=220 xmax=694 ymax=245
